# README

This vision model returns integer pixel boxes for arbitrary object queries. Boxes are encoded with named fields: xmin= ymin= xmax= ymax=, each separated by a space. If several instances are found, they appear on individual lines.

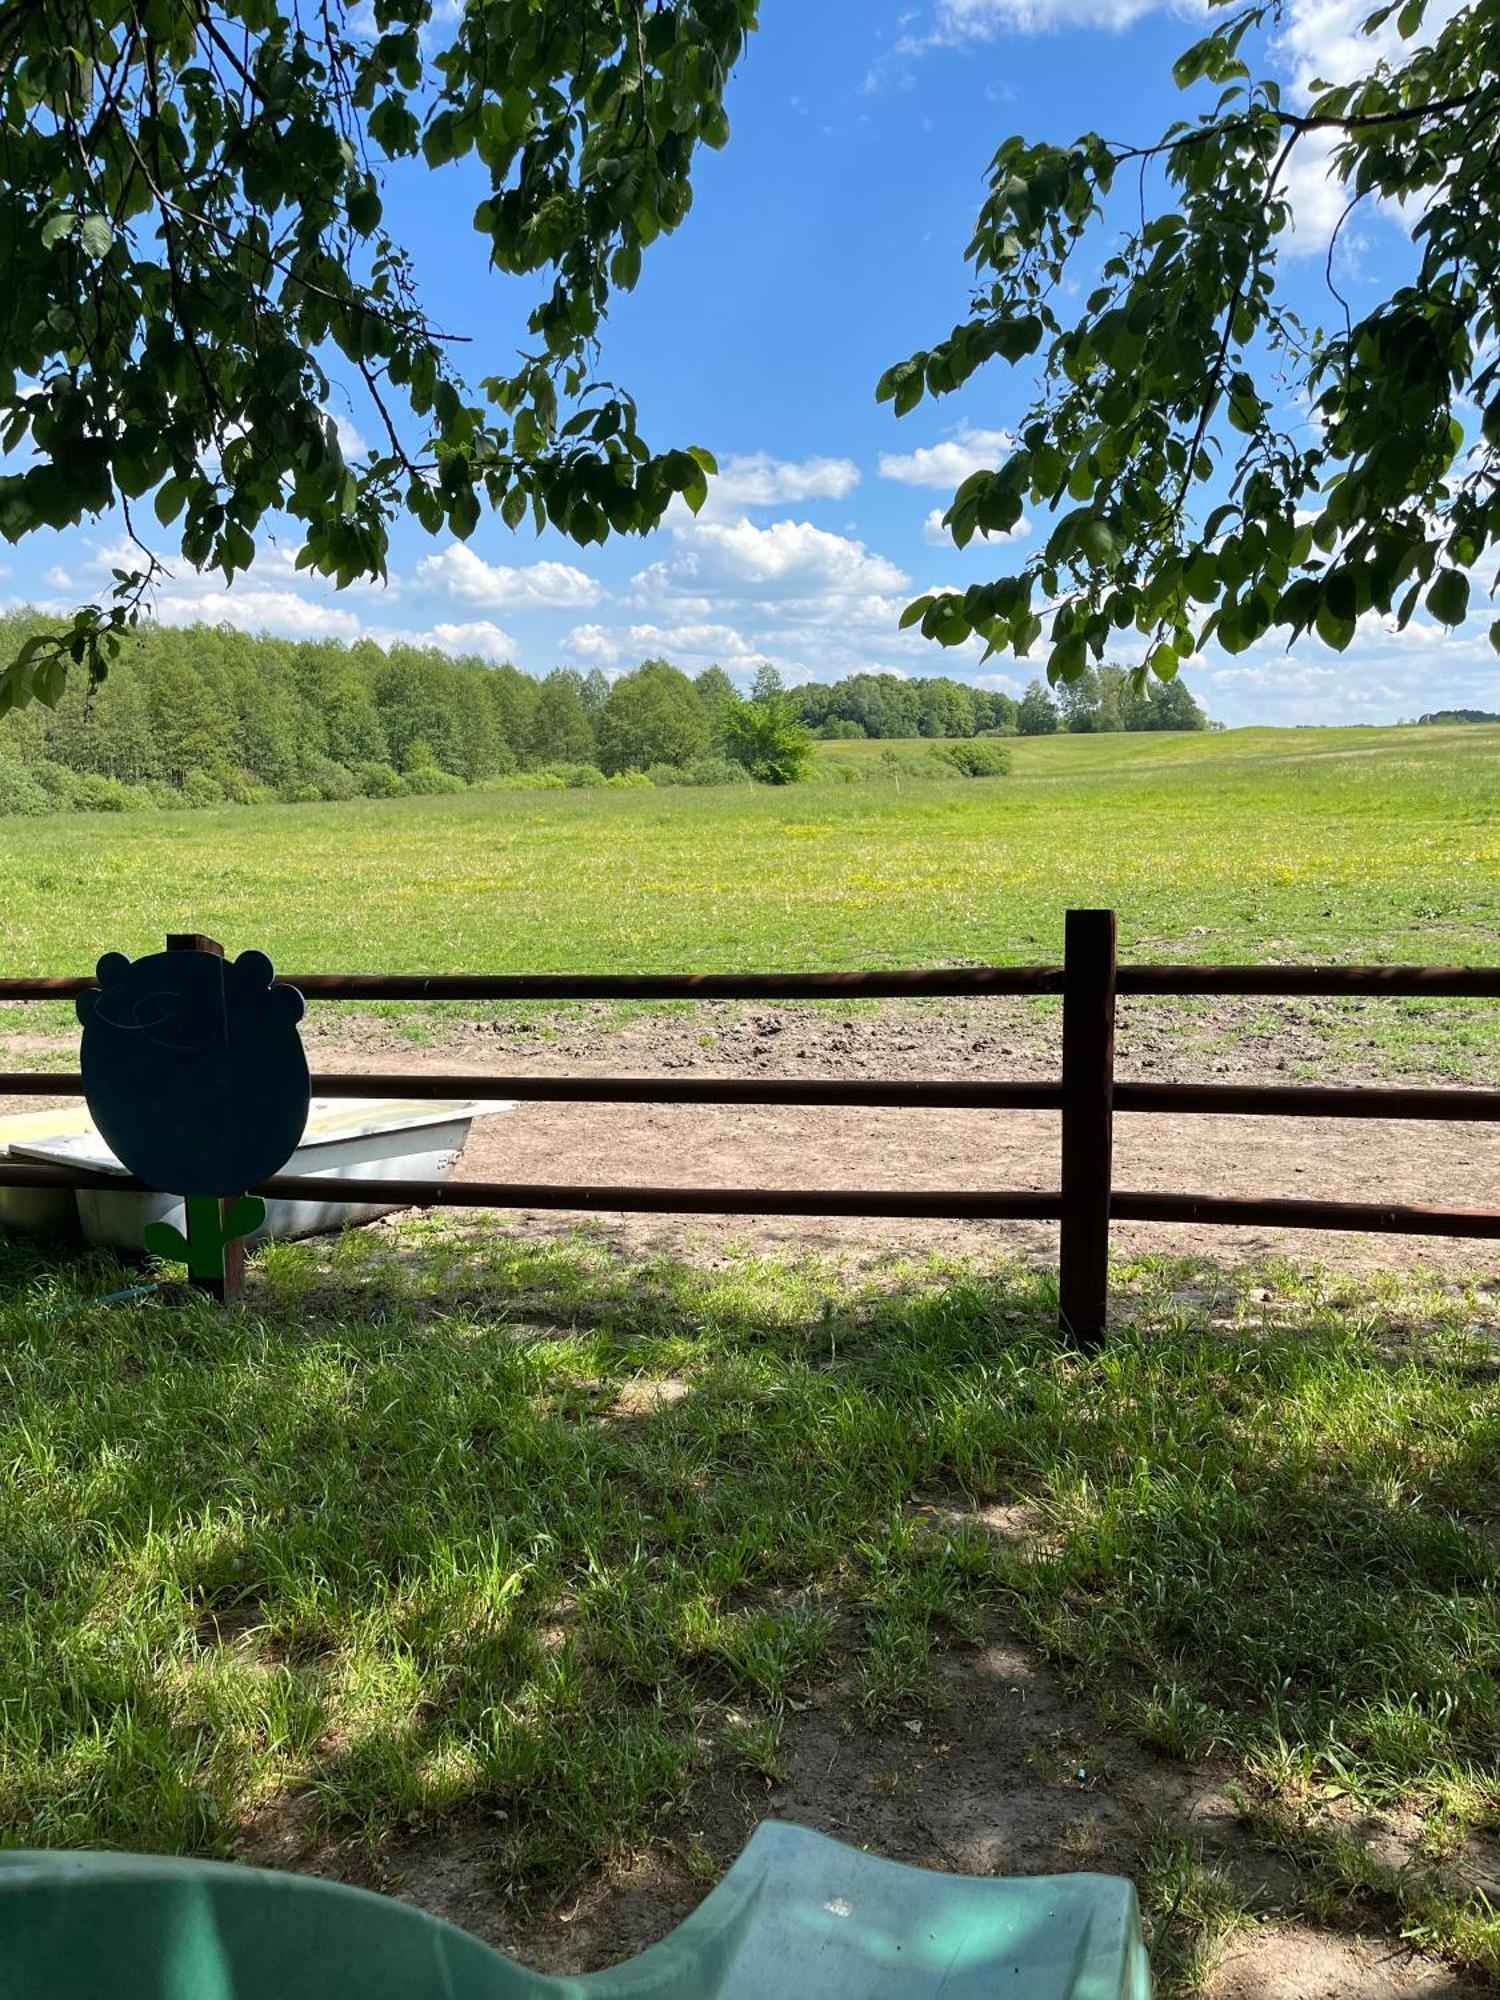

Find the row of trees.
xmin=1015 ymin=668 xmax=1208 ymax=736
xmin=792 ymin=665 xmax=1209 ymax=738
xmin=786 ymin=667 xmax=1207 ymax=738
xmin=0 ymin=613 xmax=818 ymax=810
xmin=0 ymin=610 xmax=1206 ymax=815
xmin=788 ymin=674 xmax=1020 ymax=740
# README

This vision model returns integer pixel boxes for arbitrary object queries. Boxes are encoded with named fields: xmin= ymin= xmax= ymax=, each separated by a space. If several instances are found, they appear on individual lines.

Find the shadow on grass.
xmin=0 ymin=1226 xmax=1496 ymax=1980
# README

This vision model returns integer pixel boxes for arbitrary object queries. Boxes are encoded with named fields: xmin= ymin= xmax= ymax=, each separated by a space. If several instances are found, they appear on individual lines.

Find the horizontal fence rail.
xmin=0 ymin=1074 xmax=1069 ymax=1111
xmin=2 ymin=1080 xmax=1500 ymax=1128
xmin=1112 ymin=1081 xmax=1500 ymax=1121
xmin=0 ymin=1159 xmax=1062 ymax=1223
xmin=1117 ymin=965 xmax=1500 ymax=998
xmin=0 ymin=967 xmax=1067 ymax=1002
xmin=2 ymin=916 xmax=1497 ymax=1338
xmin=1112 ymin=1191 xmax=1500 ymax=1238
xmin=7 ymin=963 xmax=1500 ymax=1003
xmin=9 ymin=1075 xmax=1500 ymax=1123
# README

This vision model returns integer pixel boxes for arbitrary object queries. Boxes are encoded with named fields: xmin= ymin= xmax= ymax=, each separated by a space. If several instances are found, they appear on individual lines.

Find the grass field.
xmin=5 ymin=719 xmax=1497 ymax=1075
xmin=3 ymin=720 xmax=1500 ymax=1991
xmin=1 ymin=1230 xmax=1497 ymax=1989
xmin=3 ymin=722 xmax=1497 ymax=977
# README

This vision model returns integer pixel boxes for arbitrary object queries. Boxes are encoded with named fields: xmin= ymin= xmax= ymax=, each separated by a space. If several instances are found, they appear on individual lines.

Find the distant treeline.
xmin=0 ymin=613 xmax=784 ymax=814
xmin=0 ymin=609 xmax=1204 ymax=817
xmin=791 ymin=674 xmax=1020 ymax=738
xmin=1414 ymin=709 xmax=1500 ymax=725
xmin=791 ymin=665 xmax=1207 ymax=738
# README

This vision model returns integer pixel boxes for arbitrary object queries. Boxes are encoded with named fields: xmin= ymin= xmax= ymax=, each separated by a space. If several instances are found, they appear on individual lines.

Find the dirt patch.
xmin=274 ymin=1000 xmax=1500 ymax=1283
xmin=263 ymin=1631 xmax=1487 ymax=1999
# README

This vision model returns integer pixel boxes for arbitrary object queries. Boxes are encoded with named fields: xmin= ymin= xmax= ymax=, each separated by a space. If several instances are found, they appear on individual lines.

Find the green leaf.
xmin=1225 ymin=372 xmax=1260 ymax=435
xmin=1080 ymin=519 xmax=1115 ymax=564
xmin=154 ymin=477 xmax=187 ymax=526
xmin=611 ymin=241 xmax=642 ymax=290
xmin=447 ymin=484 xmax=480 ymax=539
xmin=1315 ymin=600 xmax=1356 ymax=652
xmin=347 ymin=180 xmax=382 ymax=235
xmin=1050 ymin=632 xmax=1086 ymax=679
xmin=1425 ymin=569 xmax=1469 ymax=627
xmin=223 ymin=1196 xmax=267 ymax=1239
xmin=77 ymin=214 xmax=114 ymax=258
xmin=1185 ymin=551 xmax=1218 ymax=602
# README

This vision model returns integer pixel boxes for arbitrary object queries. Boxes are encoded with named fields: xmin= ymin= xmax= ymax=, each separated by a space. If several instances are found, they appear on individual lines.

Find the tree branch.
xmin=1108 ymin=83 xmax=1496 ymax=166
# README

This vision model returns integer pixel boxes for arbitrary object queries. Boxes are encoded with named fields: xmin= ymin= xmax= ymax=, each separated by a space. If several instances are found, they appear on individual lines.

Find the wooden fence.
xmin=2 ymin=911 xmax=1498 ymax=1341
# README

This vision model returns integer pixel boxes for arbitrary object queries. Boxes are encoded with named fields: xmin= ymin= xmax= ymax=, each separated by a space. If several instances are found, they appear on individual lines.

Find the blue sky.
xmin=7 ymin=0 xmax=1495 ymax=725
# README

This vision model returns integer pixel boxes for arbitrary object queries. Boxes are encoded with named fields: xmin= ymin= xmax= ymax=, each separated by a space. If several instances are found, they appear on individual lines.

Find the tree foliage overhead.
xmin=0 ymin=0 xmax=757 ymax=710
xmin=883 ymin=0 xmax=1499 ymax=686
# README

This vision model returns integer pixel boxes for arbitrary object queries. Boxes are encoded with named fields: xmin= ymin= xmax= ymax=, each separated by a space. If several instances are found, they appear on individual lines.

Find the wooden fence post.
xmin=165 ymin=931 xmax=243 ymax=1304
xmin=1058 ymin=908 xmax=1117 ymax=1348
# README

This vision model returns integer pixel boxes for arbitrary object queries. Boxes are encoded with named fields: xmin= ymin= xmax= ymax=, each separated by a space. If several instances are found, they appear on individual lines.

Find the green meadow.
xmin=4 ymin=722 xmax=1498 ymax=976
xmin=5 ymin=720 xmax=1497 ymax=1075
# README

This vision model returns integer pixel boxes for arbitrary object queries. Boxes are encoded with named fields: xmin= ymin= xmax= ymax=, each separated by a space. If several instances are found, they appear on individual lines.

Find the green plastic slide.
xmin=0 ymin=1821 xmax=1150 ymax=1997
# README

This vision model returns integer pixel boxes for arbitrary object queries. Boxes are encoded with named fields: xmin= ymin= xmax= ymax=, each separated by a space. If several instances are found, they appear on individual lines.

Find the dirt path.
xmin=291 ymin=1000 xmax=1500 ymax=1283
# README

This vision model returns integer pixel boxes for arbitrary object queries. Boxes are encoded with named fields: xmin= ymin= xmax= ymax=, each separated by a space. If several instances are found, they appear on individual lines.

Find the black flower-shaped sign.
xmin=78 ymin=949 xmax=310 ymax=1199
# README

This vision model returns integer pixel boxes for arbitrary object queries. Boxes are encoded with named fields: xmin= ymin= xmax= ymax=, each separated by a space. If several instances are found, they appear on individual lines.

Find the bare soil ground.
xmin=296 ymin=997 xmax=1500 ymax=1284
xmin=265 ymin=1625 xmax=1488 ymax=1999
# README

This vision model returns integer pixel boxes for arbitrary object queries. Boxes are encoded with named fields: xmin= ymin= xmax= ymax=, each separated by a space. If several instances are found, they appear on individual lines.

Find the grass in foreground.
xmin=0 ymin=1224 xmax=1497 ymax=1988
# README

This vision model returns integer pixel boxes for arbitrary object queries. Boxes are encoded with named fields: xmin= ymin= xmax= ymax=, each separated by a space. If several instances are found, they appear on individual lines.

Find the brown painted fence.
xmin=2 ymin=911 xmax=1499 ymax=1342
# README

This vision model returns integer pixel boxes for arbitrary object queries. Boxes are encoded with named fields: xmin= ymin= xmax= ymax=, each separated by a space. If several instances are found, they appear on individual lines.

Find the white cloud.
xmin=711 ymin=452 xmax=861 ymax=508
xmin=1269 ymin=0 xmax=1461 ymax=251
xmin=878 ymin=427 xmax=1014 ymax=489
xmin=625 ymin=622 xmax=778 ymax=664
xmin=419 ymin=619 xmax=519 ymax=662
xmin=151 ymin=582 xmax=366 ymax=640
xmin=634 ymin=515 xmax=909 ymax=614
xmin=1278 ymin=0 xmax=1411 ymax=90
xmin=66 ymin=538 xmax=385 ymax=643
xmin=916 ymin=0 xmax=1184 ymax=33
xmin=565 ymin=623 xmax=623 ymax=665
xmin=1278 ymin=132 xmax=1359 ymax=255
xmin=1201 ymin=607 xmax=1500 ymax=725
xmin=584 ymin=510 xmax=927 ymax=683
xmin=255 ymin=613 xmax=522 ymax=663
xmin=72 ymin=540 xmax=366 ymax=638
xmin=923 ymin=505 xmax=1032 ymax=547
xmin=414 ymin=542 xmax=603 ymax=610
xmin=970 ymin=669 xmax=1027 ymax=695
